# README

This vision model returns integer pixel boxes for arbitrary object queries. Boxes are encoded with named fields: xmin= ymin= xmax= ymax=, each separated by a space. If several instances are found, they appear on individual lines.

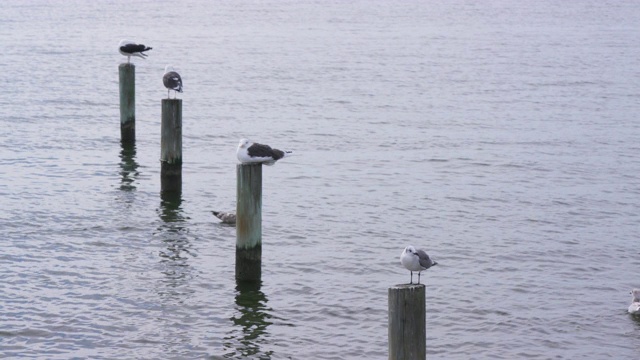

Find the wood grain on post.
xmin=236 ymin=163 xmax=262 ymax=282
xmin=388 ymin=283 xmax=426 ymax=360
xmin=119 ymin=63 xmax=135 ymax=143
xmin=160 ymin=99 xmax=182 ymax=192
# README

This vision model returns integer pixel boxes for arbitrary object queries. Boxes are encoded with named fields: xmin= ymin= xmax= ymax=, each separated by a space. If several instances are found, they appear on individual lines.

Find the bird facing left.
xmin=400 ymin=245 xmax=437 ymax=284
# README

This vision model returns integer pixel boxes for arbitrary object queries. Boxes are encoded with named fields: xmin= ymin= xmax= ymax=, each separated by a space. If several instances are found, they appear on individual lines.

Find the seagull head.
xmin=119 ymin=39 xmax=134 ymax=47
xmin=404 ymin=245 xmax=417 ymax=256
xmin=238 ymin=138 xmax=250 ymax=149
xmin=632 ymin=289 xmax=640 ymax=301
xmin=164 ymin=65 xmax=175 ymax=74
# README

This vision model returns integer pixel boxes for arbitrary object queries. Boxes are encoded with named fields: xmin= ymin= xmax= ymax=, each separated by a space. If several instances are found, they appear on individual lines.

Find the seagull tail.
xmin=212 ymin=211 xmax=227 ymax=220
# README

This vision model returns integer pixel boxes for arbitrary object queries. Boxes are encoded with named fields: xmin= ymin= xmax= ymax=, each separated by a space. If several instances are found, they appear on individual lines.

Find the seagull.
xmin=629 ymin=289 xmax=640 ymax=315
xmin=400 ymin=245 xmax=437 ymax=284
xmin=236 ymin=139 xmax=292 ymax=166
xmin=163 ymin=65 xmax=183 ymax=99
xmin=118 ymin=39 xmax=152 ymax=63
xmin=212 ymin=211 xmax=236 ymax=225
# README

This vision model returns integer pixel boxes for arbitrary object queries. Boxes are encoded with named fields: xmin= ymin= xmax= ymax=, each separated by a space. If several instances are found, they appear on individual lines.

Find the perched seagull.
xmin=212 ymin=211 xmax=236 ymax=225
xmin=163 ymin=65 xmax=183 ymax=99
xmin=400 ymin=245 xmax=438 ymax=284
xmin=236 ymin=139 xmax=292 ymax=166
xmin=119 ymin=39 xmax=152 ymax=63
xmin=629 ymin=289 xmax=640 ymax=315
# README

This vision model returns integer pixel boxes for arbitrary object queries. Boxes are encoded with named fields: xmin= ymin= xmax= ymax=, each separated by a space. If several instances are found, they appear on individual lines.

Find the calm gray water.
xmin=1 ymin=0 xmax=639 ymax=359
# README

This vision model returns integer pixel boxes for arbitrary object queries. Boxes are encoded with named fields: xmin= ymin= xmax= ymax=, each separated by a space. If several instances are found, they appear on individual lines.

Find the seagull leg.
xmin=418 ymin=272 xmax=421 ymax=284
xmin=409 ymin=271 xmax=413 ymax=284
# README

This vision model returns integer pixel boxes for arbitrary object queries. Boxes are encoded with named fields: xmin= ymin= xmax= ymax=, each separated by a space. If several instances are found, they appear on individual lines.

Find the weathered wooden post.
xmin=389 ymin=284 xmax=426 ymax=360
xmin=236 ymin=163 xmax=262 ymax=282
xmin=160 ymin=99 xmax=182 ymax=192
xmin=119 ymin=63 xmax=135 ymax=143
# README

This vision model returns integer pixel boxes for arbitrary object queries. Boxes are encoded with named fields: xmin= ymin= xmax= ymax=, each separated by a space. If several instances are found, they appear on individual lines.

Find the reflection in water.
xmin=158 ymin=190 xmax=185 ymax=224
xmin=156 ymin=190 xmax=195 ymax=301
xmin=224 ymin=281 xmax=274 ymax=359
xmin=119 ymin=141 xmax=139 ymax=191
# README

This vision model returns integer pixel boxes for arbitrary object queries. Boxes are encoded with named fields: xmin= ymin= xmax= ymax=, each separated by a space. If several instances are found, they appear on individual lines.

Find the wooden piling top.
xmin=389 ymin=283 xmax=426 ymax=290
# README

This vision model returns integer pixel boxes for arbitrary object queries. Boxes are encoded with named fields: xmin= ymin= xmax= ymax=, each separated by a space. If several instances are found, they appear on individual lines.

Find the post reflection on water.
xmin=156 ymin=190 xmax=195 ymax=300
xmin=224 ymin=280 xmax=275 ymax=359
xmin=119 ymin=141 xmax=139 ymax=192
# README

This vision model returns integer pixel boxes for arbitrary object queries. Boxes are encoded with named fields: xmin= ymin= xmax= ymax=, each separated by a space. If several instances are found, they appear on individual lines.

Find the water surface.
xmin=1 ymin=1 xmax=639 ymax=359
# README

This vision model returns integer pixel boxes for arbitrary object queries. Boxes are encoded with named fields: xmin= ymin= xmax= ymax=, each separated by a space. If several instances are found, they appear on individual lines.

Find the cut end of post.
xmin=119 ymin=62 xmax=135 ymax=69
xmin=390 ymin=283 xmax=426 ymax=290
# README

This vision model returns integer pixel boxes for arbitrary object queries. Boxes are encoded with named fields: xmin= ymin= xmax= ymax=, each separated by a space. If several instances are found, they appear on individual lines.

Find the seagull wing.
xmin=247 ymin=143 xmax=277 ymax=158
xmin=163 ymin=72 xmax=183 ymax=92
xmin=120 ymin=43 xmax=147 ymax=53
xmin=416 ymin=249 xmax=436 ymax=269
xmin=212 ymin=211 xmax=236 ymax=224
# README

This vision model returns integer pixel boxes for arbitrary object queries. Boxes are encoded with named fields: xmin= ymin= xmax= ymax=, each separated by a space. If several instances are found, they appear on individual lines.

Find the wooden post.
xmin=236 ymin=163 xmax=262 ymax=282
xmin=119 ymin=63 xmax=135 ymax=143
xmin=161 ymin=99 xmax=182 ymax=192
xmin=388 ymin=284 xmax=426 ymax=360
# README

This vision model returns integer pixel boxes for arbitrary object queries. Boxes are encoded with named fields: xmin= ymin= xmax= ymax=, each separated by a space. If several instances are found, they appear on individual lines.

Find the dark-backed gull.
xmin=163 ymin=65 xmax=183 ymax=99
xmin=119 ymin=39 xmax=152 ymax=63
xmin=236 ymin=139 xmax=292 ymax=166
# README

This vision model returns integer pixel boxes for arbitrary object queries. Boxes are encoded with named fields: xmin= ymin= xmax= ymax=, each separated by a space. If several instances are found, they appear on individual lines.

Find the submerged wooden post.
xmin=236 ymin=163 xmax=262 ymax=282
xmin=389 ymin=284 xmax=426 ymax=360
xmin=119 ymin=63 xmax=135 ymax=143
xmin=160 ymin=99 xmax=182 ymax=192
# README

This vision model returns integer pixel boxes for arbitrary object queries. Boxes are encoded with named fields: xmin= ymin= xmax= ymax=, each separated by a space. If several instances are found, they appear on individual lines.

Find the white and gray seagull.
xmin=118 ymin=39 xmax=152 ymax=63
xmin=236 ymin=139 xmax=292 ymax=166
xmin=400 ymin=245 xmax=438 ymax=284
xmin=629 ymin=289 xmax=640 ymax=315
xmin=163 ymin=65 xmax=183 ymax=99
xmin=211 ymin=211 xmax=236 ymax=225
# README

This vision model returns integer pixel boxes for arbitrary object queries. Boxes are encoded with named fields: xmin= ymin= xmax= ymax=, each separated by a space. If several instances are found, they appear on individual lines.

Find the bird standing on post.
xmin=400 ymin=245 xmax=437 ymax=284
xmin=236 ymin=139 xmax=292 ymax=166
xmin=163 ymin=65 xmax=183 ymax=99
xmin=118 ymin=39 xmax=152 ymax=63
